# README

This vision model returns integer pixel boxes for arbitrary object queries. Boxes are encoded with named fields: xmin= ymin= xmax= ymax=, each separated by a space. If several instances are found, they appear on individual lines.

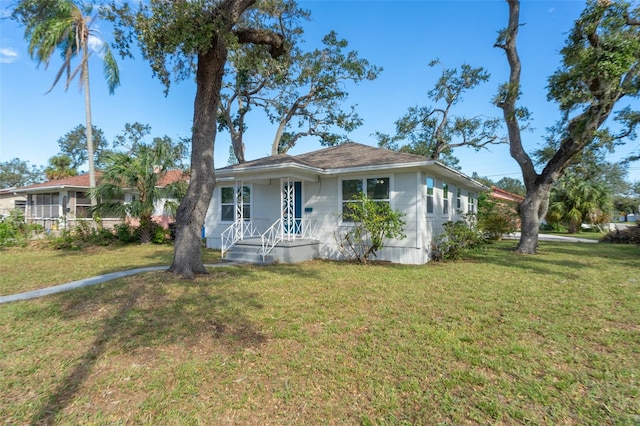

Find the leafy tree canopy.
xmin=44 ymin=154 xmax=78 ymax=180
xmin=218 ymin=28 xmax=381 ymax=162
xmin=57 ymin=124 xmax=111 ymax=170
xmin=377 ymin=60 xmax=503 ymax=169
xmin=0 ymin=158 xmax=44 ymax=188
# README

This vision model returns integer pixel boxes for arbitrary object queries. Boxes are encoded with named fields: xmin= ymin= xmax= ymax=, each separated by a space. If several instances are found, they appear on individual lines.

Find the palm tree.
xmin=12 ymin=0 xmax=120 ymax=206
xmin=90 ymin=138 xmax=188 ymax=243
xmin=44 ymin=154 xmax=78 ymax=180
xmin=546 ymin=176 xmax=613 ymax=234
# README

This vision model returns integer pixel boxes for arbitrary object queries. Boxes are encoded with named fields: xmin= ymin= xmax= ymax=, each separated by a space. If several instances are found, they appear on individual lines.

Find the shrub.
xmin=0 ymin=209 xmax=33 ymax=247
xmin=115 ymin=223 xmax=139 ymax=244
xmin=151 ymin=224 xmax=170 ymax=244
xmin=476 ymin=193 xmax=520 ymax=240
xmin=336 ymin=193 xmax=406 ymax=264
xmin=431 ymin=220 xmax=486 ymax=261
xmin=48 ymin=222 xmax=117 ymax=250
xmin=600 ymin=224 xmax=640 ymax=245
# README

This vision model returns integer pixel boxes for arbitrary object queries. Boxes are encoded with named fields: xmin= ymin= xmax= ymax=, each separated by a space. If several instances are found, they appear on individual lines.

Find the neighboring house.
xmin=204 ymin=142 xmax=488 ymax=264
xmin=10 ymin=170 xmax=187 ymax=230
xmin=0 ymin=188 xmax=26 ymax=217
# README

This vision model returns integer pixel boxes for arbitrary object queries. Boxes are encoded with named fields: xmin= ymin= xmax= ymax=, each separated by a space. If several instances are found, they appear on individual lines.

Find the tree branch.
xmin=234 ymin=28 xmax=285 ymax=58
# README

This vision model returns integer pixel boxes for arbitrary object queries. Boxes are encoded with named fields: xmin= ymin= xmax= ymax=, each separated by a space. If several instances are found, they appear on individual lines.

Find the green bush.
xmin=476 ymin=193 xmax=520 ymax=240
xmin=115 ymin=223 xmax=139 ymax=244
xmin=337 ymin=193 xmax=406 ymax=264
xmin=48 ymin=222 xmax=117 ymax=250
xmin=0 ymin=210 xmax=40 ymax=247
xmin=431 ymin=220 xmax=487 ymax=261
xmin=151 ymin=224 xmax=170 ymax=244
xmin=48 ymin=229 xmax=81 ymax=250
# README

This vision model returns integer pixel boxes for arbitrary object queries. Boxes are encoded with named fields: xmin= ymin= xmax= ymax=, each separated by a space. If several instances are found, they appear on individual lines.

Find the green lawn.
xmin=1 ymin=241 xmax=638 ymax=424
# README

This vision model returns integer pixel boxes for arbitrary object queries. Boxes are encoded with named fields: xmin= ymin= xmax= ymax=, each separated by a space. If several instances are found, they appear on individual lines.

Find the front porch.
xmin=207 ymin=175 xmax=321 ymax=264
xmin=215 ymin=215 xmax=320 ymax=264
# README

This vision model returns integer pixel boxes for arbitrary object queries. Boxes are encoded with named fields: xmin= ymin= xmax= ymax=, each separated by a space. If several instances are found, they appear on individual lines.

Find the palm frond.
xmin=102 ymin=45 xmax=120 ymax=94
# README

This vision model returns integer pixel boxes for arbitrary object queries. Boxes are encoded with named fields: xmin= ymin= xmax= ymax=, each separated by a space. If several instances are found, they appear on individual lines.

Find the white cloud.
xmin=0 ymin=48 xmax=18 ymax=64
xmin=548 ymin=7 xmax=556 ymax=14
xmin=88 ymin=35 xmax=105 ymax=55
xmin=88 ymin=36 xmax=103 ymax=50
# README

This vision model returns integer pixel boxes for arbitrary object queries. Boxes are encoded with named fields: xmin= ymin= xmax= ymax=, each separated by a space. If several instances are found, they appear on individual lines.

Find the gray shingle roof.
xmin=216 ymin=142 xmax=488 ymax=191
xmin=219 ymin=142 xmax=430 ymax=172
xmin=295 ymin=142 xmax=430 ymax=169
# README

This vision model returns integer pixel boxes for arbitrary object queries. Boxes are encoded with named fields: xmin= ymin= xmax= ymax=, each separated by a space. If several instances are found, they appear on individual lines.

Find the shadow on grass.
xmin=43 ymin=245 xmax=222 ymax=281
xmin=468 ymin=241 xmax=640 ymax=275
xmin=29 ymin=266 xmax=266 ymax=425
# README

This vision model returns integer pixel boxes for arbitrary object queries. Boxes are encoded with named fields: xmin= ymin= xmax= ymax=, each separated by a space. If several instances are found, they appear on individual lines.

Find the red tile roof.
xmin=490 ymin=186 xmax=525 ymax=203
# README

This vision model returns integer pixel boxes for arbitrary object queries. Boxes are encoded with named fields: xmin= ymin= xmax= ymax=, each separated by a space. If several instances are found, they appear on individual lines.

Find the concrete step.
xmin=225 ymin=238 xmax=319 ymax=264
xmin=225 ymin=246 xmax=275 ymax=264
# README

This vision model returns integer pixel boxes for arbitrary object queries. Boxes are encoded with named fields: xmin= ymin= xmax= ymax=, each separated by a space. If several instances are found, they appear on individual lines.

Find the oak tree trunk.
xmin=516 ymin=184 xmax=552 ymax=253
xmin=169 ymin=40 xmax=227 ymax=278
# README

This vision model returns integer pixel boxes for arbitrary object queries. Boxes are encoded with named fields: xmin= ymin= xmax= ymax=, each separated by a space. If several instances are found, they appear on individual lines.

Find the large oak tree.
xmin=376 ymin=60 xmax=503 ymax=169
xmin=107 ymin=0 xmax=288 ymax=278
xmin=219 ymin=30 xmax=381 ymax=163
xmin=495 ymin=0 xmax=640 ymax=253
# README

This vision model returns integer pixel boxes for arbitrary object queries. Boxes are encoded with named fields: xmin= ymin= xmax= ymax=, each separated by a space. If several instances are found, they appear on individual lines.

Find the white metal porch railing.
xmin=220 ymin=218 xmax=262 ymax=258
xmin=260 ymin=218 xmax=318 ymax=262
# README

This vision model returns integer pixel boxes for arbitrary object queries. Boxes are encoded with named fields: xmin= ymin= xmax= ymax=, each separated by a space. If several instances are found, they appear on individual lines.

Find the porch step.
xmin=225 ymin=251 xmax=276 ymax=264
xmin=224 ymin=237 xmax=319 ymax=264
xmin=225 ymin=238 xmax=275 ymax=264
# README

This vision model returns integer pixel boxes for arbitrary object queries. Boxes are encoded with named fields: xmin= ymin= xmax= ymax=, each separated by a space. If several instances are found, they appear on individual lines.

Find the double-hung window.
xmin=426 ymin=177 xmax=434 ymax=214
xmin=341 ymin=177 xmax=390 ymax=220
xmin=220 ymin=185 xmax=251 ymax=222
xmin=468 ymin=192 xmax=476 ymax=214
xmin=456 ymin=187 xmax=462 ymax=211
xmin=442 ymin=182 xmax=449 ymax=215
xmin=73 ymin=192 xmax=91 ymax=218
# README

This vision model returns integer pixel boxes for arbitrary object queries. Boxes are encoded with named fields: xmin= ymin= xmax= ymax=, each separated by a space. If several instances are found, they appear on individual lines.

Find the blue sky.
xmin=1 ymin=0 xmax=639 ymax=183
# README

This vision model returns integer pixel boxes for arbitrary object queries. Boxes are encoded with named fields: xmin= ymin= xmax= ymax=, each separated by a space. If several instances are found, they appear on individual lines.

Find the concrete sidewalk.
xmin=504 ymin=232 xmax=598 ymax=243
xmin=0 ymin=262 xmax=241 ymax=305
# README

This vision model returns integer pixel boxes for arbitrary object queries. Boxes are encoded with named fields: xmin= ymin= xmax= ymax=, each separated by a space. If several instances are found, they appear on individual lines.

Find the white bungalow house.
xmin=10 ymin=170 xmax=187 ymax=230
xmin=205 ymin=142 xmax=488 ymax=264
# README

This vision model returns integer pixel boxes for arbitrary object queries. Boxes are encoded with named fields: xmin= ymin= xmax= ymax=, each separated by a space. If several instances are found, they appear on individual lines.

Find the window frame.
xmin=426 ymin=176 xmax=435 ymax=215
xmin=340 ymin=176 xmax=391 ymax=221
xmin=442 ymin=182 xmax=449 ymax=215
xmin=468 ymin=192 xmax=477 ymax=214
xmin=220 ymin=185 xmax=251 ymax=223
xmin=74 ymin=191 xmax=92 ymax=219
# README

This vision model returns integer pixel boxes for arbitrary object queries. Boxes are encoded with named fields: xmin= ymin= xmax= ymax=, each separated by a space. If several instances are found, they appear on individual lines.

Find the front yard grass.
xmin=1 ymin=241 xmax=638 ymax=424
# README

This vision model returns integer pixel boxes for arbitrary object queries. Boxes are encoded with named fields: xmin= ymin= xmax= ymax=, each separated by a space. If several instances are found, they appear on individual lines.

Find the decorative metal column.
xmin=235 ymin=181 xmax=244 ymax=239
xmin=281 ymin=177 xmax=295 ymax=241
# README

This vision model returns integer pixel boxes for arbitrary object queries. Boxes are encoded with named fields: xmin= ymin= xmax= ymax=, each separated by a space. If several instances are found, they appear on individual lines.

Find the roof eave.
xmin=216 ymin=163 xmax=322 ymax=179
xmin=11 ymin=184 xmax=91 ymax=194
